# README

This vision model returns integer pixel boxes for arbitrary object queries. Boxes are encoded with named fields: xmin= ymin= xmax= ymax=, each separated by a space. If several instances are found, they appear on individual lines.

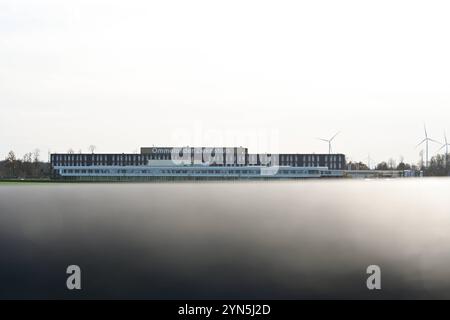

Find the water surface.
xmin=1 ymin=179 xmax=450 ymax=299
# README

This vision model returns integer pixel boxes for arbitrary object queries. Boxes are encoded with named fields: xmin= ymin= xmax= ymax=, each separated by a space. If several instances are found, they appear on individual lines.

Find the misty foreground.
xmin=1 ymin=179 xmax=450 ymax=299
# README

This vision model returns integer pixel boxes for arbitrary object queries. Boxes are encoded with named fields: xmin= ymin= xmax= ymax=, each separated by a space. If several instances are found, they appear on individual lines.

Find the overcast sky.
xmin=1 ymin=0 xmax=450 ymax=164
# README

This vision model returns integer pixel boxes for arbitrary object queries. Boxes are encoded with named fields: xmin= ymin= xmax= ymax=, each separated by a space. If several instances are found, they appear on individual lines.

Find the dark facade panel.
xmin=51 ymin=149 xmax=346 ymax=170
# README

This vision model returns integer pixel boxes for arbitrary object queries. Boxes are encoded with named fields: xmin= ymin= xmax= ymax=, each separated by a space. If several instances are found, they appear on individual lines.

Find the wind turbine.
xmin=416 ymin=124 xmax=440 ymax=167
xmin=437 ymin=132 xmax=450 ymax=165
xmin=318 ymin=132 xmax=340 ymax=154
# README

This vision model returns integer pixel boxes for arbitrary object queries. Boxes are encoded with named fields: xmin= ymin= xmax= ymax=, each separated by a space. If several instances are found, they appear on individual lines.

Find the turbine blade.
xmin=416 ymin=139 xmax=427 ymax=147
xmin=317 ymin=138 xmax=329 ymax=142
xmin=437 ymin=145 xmax=446 ymax=152
xmin=424 ymin=124 xmax=428 ymax=138
xmin=330 ymin=131 xmax=340 ymax=142
xmin=429 ymin=138 xmax=441 ymax=144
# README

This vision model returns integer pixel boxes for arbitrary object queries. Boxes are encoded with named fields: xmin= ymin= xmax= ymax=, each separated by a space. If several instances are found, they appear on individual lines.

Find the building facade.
xmin=50 ymin=147 xmax=346 ymax=179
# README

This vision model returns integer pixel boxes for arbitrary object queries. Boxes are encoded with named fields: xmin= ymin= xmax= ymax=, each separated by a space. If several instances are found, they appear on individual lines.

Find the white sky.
xmin=1 ymin=0 xmax=450 ymax=164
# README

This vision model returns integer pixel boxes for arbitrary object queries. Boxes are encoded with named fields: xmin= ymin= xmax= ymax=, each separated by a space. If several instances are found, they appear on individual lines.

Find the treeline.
xmin=0 ymin=150 xmax=51 ymax=179
xmin=375 ymin=161 xmax=418 ymax=171
xmin=346 ymin=160 xmax=419 ymax=171
xmin=423 ymin=154 xmax=450 ymax=176
xmin=335 ymin=155 xmax=450 ymax=177
xmin=373 ymin=155 xmax=449 ymax=176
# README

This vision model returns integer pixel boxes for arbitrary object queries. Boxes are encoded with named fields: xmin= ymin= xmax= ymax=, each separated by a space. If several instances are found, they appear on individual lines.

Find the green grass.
xmin=0 ymin=179 xmax=54 ymax=184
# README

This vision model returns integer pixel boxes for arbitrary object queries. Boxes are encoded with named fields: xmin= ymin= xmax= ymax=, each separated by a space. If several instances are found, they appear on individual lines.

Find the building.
xmin=50 ymin=147 xmax=346 ymax=180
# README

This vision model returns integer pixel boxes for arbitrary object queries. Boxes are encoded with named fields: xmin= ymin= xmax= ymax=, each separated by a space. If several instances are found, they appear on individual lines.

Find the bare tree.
xmin=5 ymin=151 xmax=17 ymax=176
xmin=68 ymin=148 xmax=75 ymax=154
xmin=88 ymin=145 xmax=96 ymax=154
xmin=1 ymin=150 xmax=51 ymax=179
xmin=33 ymin=148 xmax=40 ymax=163
xmin=23 ymin=152 xmax=33 ymax=163
xmin=22 ymin=152 xmax=33 ymax=177
xmin=6 ymin=150 xmax=16 ymax=162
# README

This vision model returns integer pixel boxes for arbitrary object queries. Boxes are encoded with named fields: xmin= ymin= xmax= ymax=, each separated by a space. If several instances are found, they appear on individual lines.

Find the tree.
xmin=6 ymin=150 xmax=16 ymax=162
xmin=23 ymin=152 xmax=33 ymax=163
xmin=5 ymin=150 xmax=18 ymax=177
xmin=33 ymin=148 xmax=40 ymax=163
xmin=68 ymin=148 xmax=75 ymax=154
xmin=425 ymin=154 xmax=449 ymax=176
xmin=0 ymin=150 xmax=51 ymax=179
xmin=88 ymin=145 xmax=96 ymax=154
xmin=347 ymin=161 xmax=369 ymax=170
xmin=397 ymin=162 xmax=411 ymax=171
xmin=376 ymin=162 xmax=389 ymax=170
xmin=22 ymin=152 xmax=33 ymax=177
xmin=387 ymin=158 xmax=397 ymax=170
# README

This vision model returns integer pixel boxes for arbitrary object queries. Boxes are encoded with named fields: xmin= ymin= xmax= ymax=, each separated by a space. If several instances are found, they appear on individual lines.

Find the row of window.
xmin=53 ymin=154 xmax=344 ymax=162
xmin=53 ymin=154 xmax=163 ymax=162
xmin=53 ymin=155 xmax=344 ymax=170
xmin=56 ymin=162 xmax=342 ymax=170
xmin=56 ymin=163 xmax=342 ymax=170
xmin=60 ymin=168 xmax=325 ymax=175
xmin=51 ymin=154 xmax=245 ymax=165
xmin=279 ymin=155 xmax=343 ymax=162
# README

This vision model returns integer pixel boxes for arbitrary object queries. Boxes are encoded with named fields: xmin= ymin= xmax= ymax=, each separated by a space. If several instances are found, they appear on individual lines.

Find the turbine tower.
xmin=437 ymin=131 xmax=450 ymax=165
xmin=364 ymin=154 xmax=375 ymax=170
xmin=318 ymin=132 xmax=340 ymax=155
xmin=416 ymin=124 xmax=440 ymax=167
